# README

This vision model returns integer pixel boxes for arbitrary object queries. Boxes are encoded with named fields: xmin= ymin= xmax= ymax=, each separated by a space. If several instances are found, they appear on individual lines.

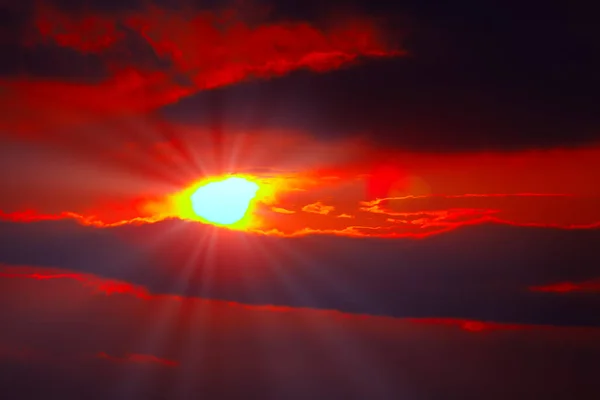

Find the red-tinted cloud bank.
xmin=530 ymin=279 xmax=600 ymax=294
xmin=1 ymin=4 xmax=399 ymax=135
xmin=0 ymin=264 xmax=598 ymax=399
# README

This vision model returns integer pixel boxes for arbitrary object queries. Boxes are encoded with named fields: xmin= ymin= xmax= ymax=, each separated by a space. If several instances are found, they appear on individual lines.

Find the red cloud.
xmin=529 ymin=279 xmax=600 ymax=294
xmin=0 ymin=70 xmax=194 ymax=135
xmin=302 ymin=201 xmax=336 ymax=215
xmin=1 ymin=205 xmax=599 ymax=240
xmin=97 ymin=352 xmax=178 ymax=367
xmin=1 ymin=264 xmax=598 ymax=399
xmin=408 ymin=318 xmax=538 ymax=333
xmin=0 ymin=265 xmax=582 ymax=333
xmin=0 ymin=209 xmax=71 ymax=222
xmin=3 ymin=5 xmax=400 ymax=135
xmin=0 ymin=342 xmax=176 ymax=369
xmin=271 ymin=206 xmax=296 ymax=214
xmin=33 ymin=4 xmax=124 ymax=53
xmin=124 ymin=9 xmax=398 ymax=81
xmin=0 ymin=268 xmax=151 ymax=299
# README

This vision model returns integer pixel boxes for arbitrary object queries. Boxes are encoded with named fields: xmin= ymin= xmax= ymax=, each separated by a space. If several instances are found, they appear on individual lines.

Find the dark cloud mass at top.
xmin=161 ymin=1 xmax=600 ymax=151
xmin=1 ymin=0 xmax=598 ymax=150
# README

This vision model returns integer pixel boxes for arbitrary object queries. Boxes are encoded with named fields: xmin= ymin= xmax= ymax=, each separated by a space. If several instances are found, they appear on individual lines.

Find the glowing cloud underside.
xmin=190 ymin=177 xmax=259 ymax=226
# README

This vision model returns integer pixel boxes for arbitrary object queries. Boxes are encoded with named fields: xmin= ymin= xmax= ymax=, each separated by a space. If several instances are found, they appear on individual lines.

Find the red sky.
xmin=1 ymin=2 xmax=599 ymax=397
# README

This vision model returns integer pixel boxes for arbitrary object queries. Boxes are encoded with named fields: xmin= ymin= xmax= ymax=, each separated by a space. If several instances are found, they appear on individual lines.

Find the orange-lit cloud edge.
xmin=2 ymin=190 xmax=600 ymax=239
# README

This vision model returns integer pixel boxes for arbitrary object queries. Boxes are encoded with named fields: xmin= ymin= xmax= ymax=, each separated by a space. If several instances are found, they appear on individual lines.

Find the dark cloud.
xmin=161 ymin=52 xmax=600 ymax=151
xmin=158 ymin=1 xmax=600 ymax=151
xmin=0 ymin=219 xmax=598 ymax=326
xmin=2 ymin=1 xmax=597 ymax=150
xmin=1 ymin=269 xmax=599 ymax=399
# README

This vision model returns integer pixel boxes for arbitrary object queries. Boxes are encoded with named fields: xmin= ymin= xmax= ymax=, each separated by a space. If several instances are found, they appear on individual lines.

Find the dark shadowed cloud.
xmin=1 ymin=1 xmax=598 ymax=150
xmin=1 ymin=268 xmax=599 ymax=399
xmin=157 ymin=1 xmax=600 ymax=151
xmin=0 ymin=219 xmax=598 ymax=326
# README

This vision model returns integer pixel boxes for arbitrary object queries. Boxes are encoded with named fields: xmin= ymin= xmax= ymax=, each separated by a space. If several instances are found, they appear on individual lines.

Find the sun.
xmin=189 ymin=176 xmax=260 ymax=227
xmin=157 ymin=173 xmax=283 ymax=230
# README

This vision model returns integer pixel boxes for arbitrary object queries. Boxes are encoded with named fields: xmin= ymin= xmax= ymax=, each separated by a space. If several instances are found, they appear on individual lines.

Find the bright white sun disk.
xmin=190 ymin=177 xmax=259 ymax=226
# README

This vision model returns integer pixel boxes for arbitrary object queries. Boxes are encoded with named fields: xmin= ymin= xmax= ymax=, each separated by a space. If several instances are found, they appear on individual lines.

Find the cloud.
xmin=529 ymin=279 xmax=600 ymax=294
xmin=3 ymin=264 xmax=595 ymax=333
xmin=32 ymin=3 xmax=125 ymax=53
xmin=0 ymin=209 xmax=162 ymax=228
xmin=5 ymin=191 xmax=599 ymax=239
xmin=337 ymin=213 xmax=354 ymax=218
xmin=153 ymin=49 xmax=600 ymax=152
xmin=0 ymin=264 xmax=598 ymax=399
xmin=0 ymin=220 xmax=599 ymax=326
xmin=271 ymin=207 xmax=295 ymax=214
xmin=0 ymin=267 xmax=151 ymax=299
xmin=0 ymin=69 xmax=193 ymax=135
xmin=0 ymin=3 xmax=400 ymax=135
xmin=301 ymin=201 xmax=335 ymax=215
xmin=97 ymin=352 xmax=178 ymax=367
xmin=3 ymin=0 xmax=599 ymax=154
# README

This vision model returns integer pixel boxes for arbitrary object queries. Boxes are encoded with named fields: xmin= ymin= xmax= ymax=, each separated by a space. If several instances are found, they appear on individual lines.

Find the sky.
xmin=0 ymin=0 xmax=599 ymax=398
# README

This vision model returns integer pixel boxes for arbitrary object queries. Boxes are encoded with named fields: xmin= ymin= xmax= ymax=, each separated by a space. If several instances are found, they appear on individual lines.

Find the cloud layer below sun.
xmin=1 ymin=263 xmax=598 ymax=399
xmin=0 ymin=219 xmax=598 ymax=327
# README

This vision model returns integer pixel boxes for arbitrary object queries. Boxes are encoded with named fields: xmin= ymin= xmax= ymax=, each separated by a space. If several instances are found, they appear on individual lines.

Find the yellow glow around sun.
xmin=167 ymin=174 xmax=277 ymax=230
xmin=190 ymin=176 xmax=259 ymax=226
